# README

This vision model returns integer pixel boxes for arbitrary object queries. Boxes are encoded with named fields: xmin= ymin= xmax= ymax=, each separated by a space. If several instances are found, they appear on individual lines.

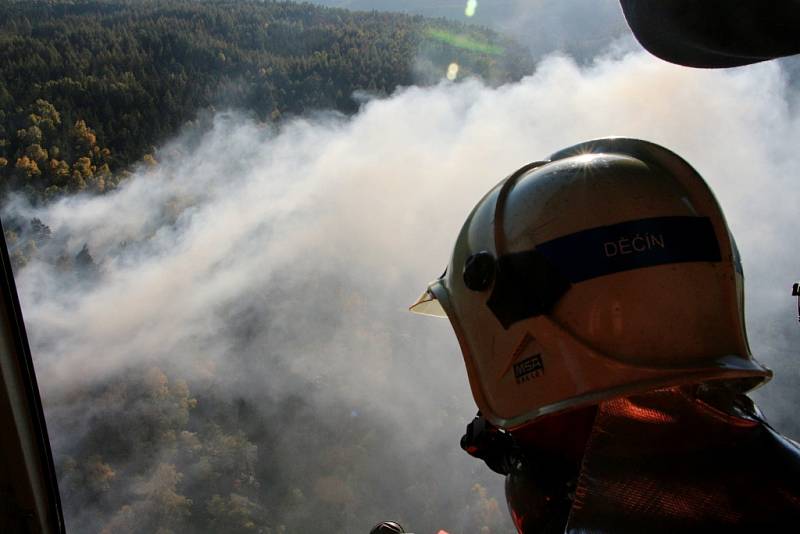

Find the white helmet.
xmin=412 ymin=138 xmax=771 ymax=430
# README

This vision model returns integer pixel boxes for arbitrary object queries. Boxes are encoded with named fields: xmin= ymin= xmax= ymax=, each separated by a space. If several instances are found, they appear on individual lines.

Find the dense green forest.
xmin=0 ymin=0 xmax=533 ymax=200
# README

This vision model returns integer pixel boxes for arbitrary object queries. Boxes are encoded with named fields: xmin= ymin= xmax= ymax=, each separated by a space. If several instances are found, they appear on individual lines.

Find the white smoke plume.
xmin=6 ymin=48 xmax=800 ymax=531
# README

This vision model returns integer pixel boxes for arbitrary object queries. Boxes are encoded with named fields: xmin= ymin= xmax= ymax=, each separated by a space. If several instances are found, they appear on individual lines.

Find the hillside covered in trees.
xmin=0 ymin=0 xmax=533 ymax=200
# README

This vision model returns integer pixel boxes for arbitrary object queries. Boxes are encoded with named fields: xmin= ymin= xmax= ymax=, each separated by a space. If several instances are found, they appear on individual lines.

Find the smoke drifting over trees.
xmin=3 ymin=11 xmax=800 ymax=534
xmin=311 ymin=0 xmax=631 ymax=63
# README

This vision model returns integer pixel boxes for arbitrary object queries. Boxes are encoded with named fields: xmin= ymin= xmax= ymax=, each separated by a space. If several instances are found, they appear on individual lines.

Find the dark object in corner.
xmin=620 ymin=0 xmax=800 ymax=68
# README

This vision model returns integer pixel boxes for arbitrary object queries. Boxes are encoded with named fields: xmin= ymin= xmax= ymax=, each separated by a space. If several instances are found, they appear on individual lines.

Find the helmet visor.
xmin=408 ymin=285 xmax=447 ymax=317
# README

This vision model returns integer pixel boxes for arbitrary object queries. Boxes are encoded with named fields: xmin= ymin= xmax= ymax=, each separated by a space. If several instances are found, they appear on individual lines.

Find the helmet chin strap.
xmin=460 ymin=411 xmax=588 ymax=534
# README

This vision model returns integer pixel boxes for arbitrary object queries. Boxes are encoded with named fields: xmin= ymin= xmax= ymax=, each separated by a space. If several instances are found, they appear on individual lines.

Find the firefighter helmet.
xmin=369 ymin=520 xmax=405 ymax=534
xmin=411 ymin=138 xmax=771 ymax=429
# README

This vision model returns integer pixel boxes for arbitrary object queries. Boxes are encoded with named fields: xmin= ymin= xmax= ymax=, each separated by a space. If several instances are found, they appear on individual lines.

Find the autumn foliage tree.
xmin=1 ymin=98 xmax=119 ymax=200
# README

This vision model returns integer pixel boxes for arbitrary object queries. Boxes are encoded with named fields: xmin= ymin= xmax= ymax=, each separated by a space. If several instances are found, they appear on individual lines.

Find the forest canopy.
xmin=0 ymin=0 xmax=533 ymax=200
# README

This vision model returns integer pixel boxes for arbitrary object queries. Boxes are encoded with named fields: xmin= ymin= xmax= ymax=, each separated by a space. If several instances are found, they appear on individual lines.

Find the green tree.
xmin=207 ymin=493 xmax=266 ymax=533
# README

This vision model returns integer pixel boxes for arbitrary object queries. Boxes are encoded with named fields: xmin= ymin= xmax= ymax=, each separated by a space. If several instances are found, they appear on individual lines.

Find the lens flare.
xmin=424 ymin=27 xmax=504 ymax=55
xmin=446 ymin=63 xmax=459 ymax=81
xmin=464 ymin=0 xmax=478 ymax=17
xmin=573 ymin=153 xmax=601 ymax=164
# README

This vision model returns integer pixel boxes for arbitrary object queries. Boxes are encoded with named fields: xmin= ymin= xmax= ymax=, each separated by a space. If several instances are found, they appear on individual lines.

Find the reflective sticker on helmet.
xmin=486 ymin=216 xmax=721 ymax=328
xmin=537 ymin=216 xmax=721 ymax=283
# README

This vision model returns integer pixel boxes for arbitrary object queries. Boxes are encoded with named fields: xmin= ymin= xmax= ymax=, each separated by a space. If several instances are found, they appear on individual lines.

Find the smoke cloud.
xmin=312 ymin=0 xmax=631 ymax=62
xmin=6 ymin=47 xmax=800 ymax=532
